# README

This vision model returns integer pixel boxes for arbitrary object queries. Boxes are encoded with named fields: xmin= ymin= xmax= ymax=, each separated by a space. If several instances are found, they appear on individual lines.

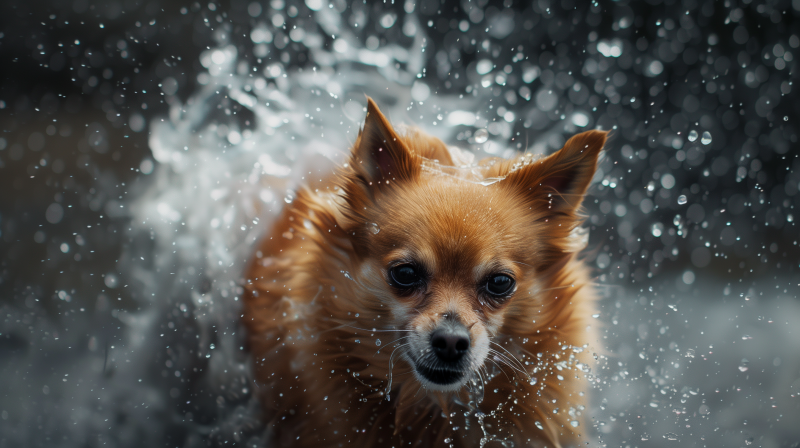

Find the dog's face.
xmin=366 ymin=180 xmax=532 ymax=391
xmin=340 ymin=99 xmax=606 ymax=392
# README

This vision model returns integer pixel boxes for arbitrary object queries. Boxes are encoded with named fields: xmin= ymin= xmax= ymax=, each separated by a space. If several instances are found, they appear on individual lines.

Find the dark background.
xmin=1 ymin=0 xmax=798 ymax=446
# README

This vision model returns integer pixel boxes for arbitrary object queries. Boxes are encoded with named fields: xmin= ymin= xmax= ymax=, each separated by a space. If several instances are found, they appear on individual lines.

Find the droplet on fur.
xmin=368 ymin=223 xmax=380 ymax=234
xmin=375 ymin=339 xmax=381 ymax=346
xmin=340 ymin=270 xmax=354 ymax=281
xmin=534 ymin=421 xmax=544 ymax=430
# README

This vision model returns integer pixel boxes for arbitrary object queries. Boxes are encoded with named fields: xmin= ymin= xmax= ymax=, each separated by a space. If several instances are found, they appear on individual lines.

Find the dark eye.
xmin=486 ymin=274 xmax=515 ymax=296
xmin=389 ymin=264 xmax=421 ymax=288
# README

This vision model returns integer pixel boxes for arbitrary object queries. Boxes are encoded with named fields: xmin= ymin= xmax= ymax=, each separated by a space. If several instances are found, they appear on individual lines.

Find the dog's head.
xmin=338 ymin=99 xmax=606 ymax=392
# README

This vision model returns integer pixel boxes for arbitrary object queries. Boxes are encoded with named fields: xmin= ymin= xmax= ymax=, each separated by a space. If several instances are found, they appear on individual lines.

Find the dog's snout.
xmin=430 ymin=330 xmax=470 ymax=363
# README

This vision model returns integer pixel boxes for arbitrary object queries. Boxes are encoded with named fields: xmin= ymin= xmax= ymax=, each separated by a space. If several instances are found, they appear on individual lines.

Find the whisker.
xmin=403 ymin=383 xmax=428 ymax=407
xmin=490 ymin=341 xmax=529 ymax=375
xmin=389 ymin=342 xmax=412 ymax=365
xmin=488 ymin=351 xmax=528 ymax=381
xmin=487 ymin=344 xmax=530 ymax=378
xmin=485 ymin=357 xmax=513 ymax=382
xmin=487 ymin=349 xmax=523 ymax=371
xmin=385 ymin=335 xmax=413 ymax=347
xmin=377 ymin=335 xmax=412 ymax=356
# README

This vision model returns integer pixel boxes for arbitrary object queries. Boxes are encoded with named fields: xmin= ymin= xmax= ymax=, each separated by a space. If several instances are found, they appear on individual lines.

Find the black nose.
xmin=430 ymin=330 xmax=470 ymax=363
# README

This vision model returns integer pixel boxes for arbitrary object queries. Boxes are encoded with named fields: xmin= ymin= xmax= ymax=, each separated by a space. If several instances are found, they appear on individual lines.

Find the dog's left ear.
xmin=503 ymin=130 xmax=607 ymax=218
xmin=350 ymin=98 xmax=419 ymax=189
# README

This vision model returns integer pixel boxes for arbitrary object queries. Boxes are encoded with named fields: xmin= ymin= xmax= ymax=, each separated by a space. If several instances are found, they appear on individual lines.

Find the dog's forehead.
xmin=374 ymin=179 xmax=528 ymax=267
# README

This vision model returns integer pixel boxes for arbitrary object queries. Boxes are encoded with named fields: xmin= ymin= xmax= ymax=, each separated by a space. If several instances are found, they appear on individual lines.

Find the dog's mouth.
xmin=414 ymin=362 xmax=466 ymax=386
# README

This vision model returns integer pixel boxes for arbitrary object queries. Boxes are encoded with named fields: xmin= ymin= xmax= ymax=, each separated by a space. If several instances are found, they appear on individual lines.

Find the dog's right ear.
xmin=349 ymin=98 xmax=419 ymax=190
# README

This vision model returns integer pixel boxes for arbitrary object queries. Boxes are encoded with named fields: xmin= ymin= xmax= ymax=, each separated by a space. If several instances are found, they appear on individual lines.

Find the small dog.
xmin=243 ymin=98 xmax=606 ymax=447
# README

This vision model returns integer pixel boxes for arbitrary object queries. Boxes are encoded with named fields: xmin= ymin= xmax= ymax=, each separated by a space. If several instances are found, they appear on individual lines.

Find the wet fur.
xmin=243 ymin=99 xmax=607 ymax=447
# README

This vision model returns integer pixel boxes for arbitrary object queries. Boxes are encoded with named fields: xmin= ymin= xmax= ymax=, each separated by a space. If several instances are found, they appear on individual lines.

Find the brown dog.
xmin=243 ymin=98 xmax=606 ymax=447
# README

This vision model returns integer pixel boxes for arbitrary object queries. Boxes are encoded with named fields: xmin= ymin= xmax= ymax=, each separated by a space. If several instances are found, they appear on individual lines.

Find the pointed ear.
xmin=503 ymin=130 xmax=607 ymax=217
xmin=350 ymin=98 xmax=419 ymax=187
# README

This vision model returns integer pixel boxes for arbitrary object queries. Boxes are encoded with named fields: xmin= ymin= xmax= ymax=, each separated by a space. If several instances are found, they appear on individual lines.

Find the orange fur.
xmin=243 ymin=98 xmax=607 ymax=447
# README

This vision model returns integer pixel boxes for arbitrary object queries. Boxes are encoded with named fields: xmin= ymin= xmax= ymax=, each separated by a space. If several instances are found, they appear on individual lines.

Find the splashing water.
xmin=4 ymin=1 xmax=799 ymax=447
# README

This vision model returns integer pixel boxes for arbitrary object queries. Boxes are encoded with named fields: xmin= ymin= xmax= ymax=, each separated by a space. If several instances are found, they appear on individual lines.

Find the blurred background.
xmin=1 ymin=0 xmax=798 ymax=446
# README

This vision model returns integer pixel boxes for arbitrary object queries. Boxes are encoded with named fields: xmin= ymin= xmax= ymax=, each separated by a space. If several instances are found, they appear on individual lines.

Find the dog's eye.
xmin=389 ymin=264 xmax=421 ymax=288
xmin=486 ymin=274 xmax=515 ymax=296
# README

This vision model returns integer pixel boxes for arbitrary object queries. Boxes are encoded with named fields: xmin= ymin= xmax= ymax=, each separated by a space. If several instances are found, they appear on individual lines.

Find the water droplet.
xmin=570 ymin=420 xmax=579 ymax=427
xmin=104 ymin=273 xmax=119 ymax=288
xmin=687 ymin=130 xmax=698 ymax=142
xmin=701 ymin=131 xmax=712 ymax=145
xmin=745 ymin=437 xmax=754 ymax=445
xmin=591 ymin=313 xmax=600 ymax=318
xmin=476 ymin=59 xmax=493 ymax=75
xmin=340 ymin=270 xmax=354 ymax=281
xmin=665 ymin=432 xmax=679 ymax=441
xmin=375 ymin=339 xmax=381 ymax=346
xmin=474 ymin=128 xmax=489 ymax=144
xmin=597 ymin=38 xmax=623 ymax=57
xmin=571 ymin=112 xmax=589 ymax=127
xmin=641 ymin=433 xmax=650 ymax=441
xmin=529 ymin=377 xmax=538 ymax=385
xmin=651 ymin=223 xmax=663 ymax=237
xmin=379 ymin=12 xmax=397 ymax=28
xmin=677 ymin=195 xmax=687 ymax=205
xmin=368 ymin=223 xmax=380 ymax=234
xmin=741 ymin=334 xmax=752 ymax=341
xmin=739 ymin=359 xmax=749 ymax=372
xmin=534 ymin=421 xmax=544 ymax=430
xmin=284 ymin=191 xmax=295 ymax=203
